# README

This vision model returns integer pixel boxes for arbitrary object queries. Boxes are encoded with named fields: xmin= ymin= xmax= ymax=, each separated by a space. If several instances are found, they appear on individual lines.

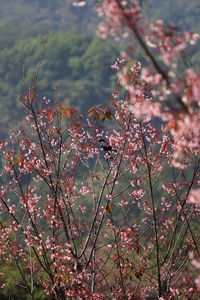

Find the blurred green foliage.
xmin=147 ymin=0 xmax=200 ymax=31
xmin=0 ymin=31 xmax=119 ymax=137
xmin=0 ymin=261 xmax=47 ymax=299
xmin=0 ymin=0 xmax=199 ymax=138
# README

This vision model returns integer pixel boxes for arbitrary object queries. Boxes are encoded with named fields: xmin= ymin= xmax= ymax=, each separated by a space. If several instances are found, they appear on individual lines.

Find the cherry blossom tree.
xmin=0 ymin=1 xmax=199 ymax=299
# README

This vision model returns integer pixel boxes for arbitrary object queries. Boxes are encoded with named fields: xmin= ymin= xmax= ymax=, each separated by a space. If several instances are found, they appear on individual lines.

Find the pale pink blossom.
xmin=188 ymin=189 xmax=200 ymax=207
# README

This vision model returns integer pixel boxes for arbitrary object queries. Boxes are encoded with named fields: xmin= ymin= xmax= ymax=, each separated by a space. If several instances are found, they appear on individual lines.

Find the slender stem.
xmin=112 ymin=217 xmax=128 ymax=299
xmin=162 ymin=160 xmax=200 ymax=266
xmin=79 ymin=165 xmax=113 ymax=258
xmin=140 ymin=121 xmax=162 ymax=297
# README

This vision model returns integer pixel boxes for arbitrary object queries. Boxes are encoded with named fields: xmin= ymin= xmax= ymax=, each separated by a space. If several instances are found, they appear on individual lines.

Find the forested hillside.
xmin=147 ymin=0 xmax=200 ymax=31
xmin=0 ymin=0 xmax=199 ymax=137
xmin=0 ymin=0 xmax=199 ymax=38
xmin=0 ymin=31 xmax=119 ymax=136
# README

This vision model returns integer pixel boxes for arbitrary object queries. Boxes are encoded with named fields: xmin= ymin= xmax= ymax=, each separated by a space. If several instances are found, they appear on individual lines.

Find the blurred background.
xmin=0 ymin=0 xmax=199 ymax=138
